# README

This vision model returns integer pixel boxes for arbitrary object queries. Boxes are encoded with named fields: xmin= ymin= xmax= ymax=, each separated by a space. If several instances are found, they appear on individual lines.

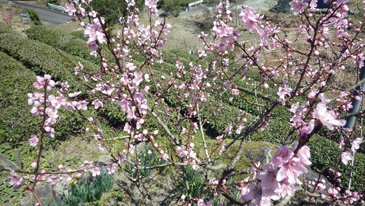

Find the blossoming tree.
xmin=3 ymin=0 xmax=365 ymax=205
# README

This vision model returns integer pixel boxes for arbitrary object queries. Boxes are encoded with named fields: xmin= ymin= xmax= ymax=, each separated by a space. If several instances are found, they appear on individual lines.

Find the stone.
xmin=244 ymin=146 xmax=272 ymax=165
xmin=20 ymin=184 xmax=54 ymax=206
xmin=97 ymin=155 xmax=113 ymax=165
xmin=52 ymin=175 xmax=69 ymax=200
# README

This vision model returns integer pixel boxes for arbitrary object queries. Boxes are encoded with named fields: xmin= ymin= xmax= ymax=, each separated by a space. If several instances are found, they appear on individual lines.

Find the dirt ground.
xmin=0 ymin=4 xmax=32 ymax=36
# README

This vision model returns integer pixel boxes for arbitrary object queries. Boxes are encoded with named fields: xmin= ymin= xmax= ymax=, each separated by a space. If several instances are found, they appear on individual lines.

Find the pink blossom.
xmin=92 ymin=99 xmax=103 ymax=109
xmin=276 ymin=157 xmax=307 ymax=184
xmin=341 ymin=5 xmax=349 ymax=12
xmin=299 ymin=119 xmax=315 ymax=139
xmin=341 ymin=152 xmax=353 ymax=165
xmin=47 ymin=175 xmax=62 ymax=185
xmin=64 ymin=3 xmax=76 ymax=16
xmin=328 ymin=187 xmax=339 ymax=197
xmin=289 ymin=0 xmax=308 ymax=15
xmin=257 ymin=163 xmax=280 ymax=192
xmin=197 ymin=199 xmax=205 ymax=206
xmin=294 ymin=142 xmax=311 ymax=166
xmin=313 ymin=102 xmax=346 ymax=130
xmin=245 ymin=182 xmax=262 ymax=202
xmin=277 ymin=85 xmax=292 ymax=106
xmin=225 ymin=123 xmax=233 ymax=135
xmin=78 ymin=4 xmax=85 ymax=16
xmin=91 ymin=167 xmax=101 ymax=176
xmin=67 ymin=176 xmax=72 ymax=183
xmin=125 ymin=62 xmax=136 ymax=71
xmin=77 ymin=100 xmax=89 ymax=110
xmin=107 ymin=164 xmax=116 ymax=174
xmin=29 ymin=135 xmax=39 ymax=147
xmin=33 ymin=75 xmax=55 ymax=91
xmin=272 ymin=146 xmax=294 ymax=167
xmin=31 ymin=161 xmax=37 ymax=168
xmin=351 ymin=138 xmax=363 ymax=152
xmin=231 ymin=89 xmax=239 ymax=96
xmin=7 ymin=174 xmax=23 ymax=188
xmin=340 ymin=91 xmax=350 ymax=99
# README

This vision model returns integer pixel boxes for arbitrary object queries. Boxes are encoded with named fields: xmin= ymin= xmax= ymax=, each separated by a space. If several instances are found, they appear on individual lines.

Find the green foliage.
xmin=161 ymin=0 xmax=181 ymax=17
xmin=179 ymin=167 xmax=205 ymax=198
xmin=23 ymin=8 xmax=42 ymax=25
xmin=90 ymin=0 xmax=144 ymax=26
xmin=308 ymin=135 xmax=365 ymax=193
xmin=0 ymin=35 xmax=97 ymax=143
xmin=47 ymin=0 xmax=59 ymax=5
xmin=0 ymin=171 xmax=25 ymax=205
xmin=0 ymin=33 xmax=97 ymax=92
xmin=51 ymin=170 xmax=114 ymax=205
xmin=158 ymin=0 xmax=198 ymax=8
xmin=0 ymin=21 xmax=12 ymax=34
xmin=126 ymin=148 xmax=162 ymax=178
xmin=70 ymin=30 xmax=87 ymax=41
xmin=0 ymin=51 xmax=40 ymax=143
xmin=26 ymin=25 xmax=116 ymax=66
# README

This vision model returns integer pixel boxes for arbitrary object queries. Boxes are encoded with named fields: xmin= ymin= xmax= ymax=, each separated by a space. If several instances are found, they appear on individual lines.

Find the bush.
xmin=51 ymin=169 xmax=114 ymax=205
xmin=126 ymin=148 xmax=163 ymax=179
xmin=26 ymin=26 xmax=115 ymax=66
xmin=0 ymin=21 xmax=12 ymax=34
xmin=308 ymin=136 xmax=365 ymax=193
xmin=0 ymin=33 xmax=97 ymax=92
xmin=160 ymin=0 xmax=182 ymax=17
xmin=47 ymin=0 xmax=59 ymax=5
xmin=22 ymin=8 xmax=42 ymax=25
xmin=25 ymin=26 xmax=129 ymax=126
xmin=70 ymin=30 xmax=87 ymax=41
xmin=90 ymin=0 xmax=144 ymax=26
xmin=0 ymin=50 xmax=87 ymax=144
xmin=0 ymin=51 xmax=38 ymax=144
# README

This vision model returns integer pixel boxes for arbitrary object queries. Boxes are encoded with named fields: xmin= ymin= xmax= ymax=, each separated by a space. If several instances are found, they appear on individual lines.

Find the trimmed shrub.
xmin=308 ymin=135 xmax=365 ymax=193
xmin=0 ymin=51 xmax=85 ymax=144
xmin=0 ymin=21 xmax=12 ymax=34
xmin=23 ymin=8 xmax=42 ymax=25
xmin=0 ymin=33 xmax=98 ymax=92
xmin=26 ymin=26 xmax=116 ymax=66
xmin=70 ymin=30 xmax=87 ymax=41
xmin=47 ymin=0 xmax=59 ymax=5
xmin=0 ymin=51 xmax=39 ymax=144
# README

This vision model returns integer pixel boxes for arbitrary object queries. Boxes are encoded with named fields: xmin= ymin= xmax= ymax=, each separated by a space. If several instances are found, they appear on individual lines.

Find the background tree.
xmin=90 ymin=0 xmax=144 ymax=26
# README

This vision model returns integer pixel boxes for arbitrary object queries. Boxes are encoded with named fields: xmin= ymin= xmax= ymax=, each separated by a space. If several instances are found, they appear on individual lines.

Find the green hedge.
xmin=23 ymin=8 xmax=42 ymax=25
xmin=308 ymin=136 xmax=365 ymax=193
xmin=0 ymin=33 xmax=98 ymax=92
xmin=0 ymin=51 xmax=85 ymax=144
xmin=26 ymin=26 xmax=114 ymax=66
xmin=70 ymin=30 xmax=87 ymax=41
xmin=0 ymin=51 xmax=39 ymax=144
xmin=0 ymin=33 xmax=131 ymax=130
xmin=0 ymin=22 xmax=13 ymax=34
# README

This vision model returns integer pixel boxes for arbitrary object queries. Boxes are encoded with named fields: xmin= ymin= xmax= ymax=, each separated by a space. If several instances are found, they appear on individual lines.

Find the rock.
xmin=128 ymin=142 xmax=148 ymax=154
xmin=52 ymin=175 xmax=69 ymax=200
xmin=20 ymin=184 xmax=54 ymax=206
xmin=244 ymin=146 xmax=272 ymax=165
xmin=98 ymin=155 xmax=113 ymax=165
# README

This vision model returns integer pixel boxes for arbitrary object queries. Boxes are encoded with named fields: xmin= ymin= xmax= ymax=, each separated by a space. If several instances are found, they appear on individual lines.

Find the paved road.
xmin=178 ymin=0 xmax=278 ymax=18
xmin=12 ymin=1 xmax=72 ymax=27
